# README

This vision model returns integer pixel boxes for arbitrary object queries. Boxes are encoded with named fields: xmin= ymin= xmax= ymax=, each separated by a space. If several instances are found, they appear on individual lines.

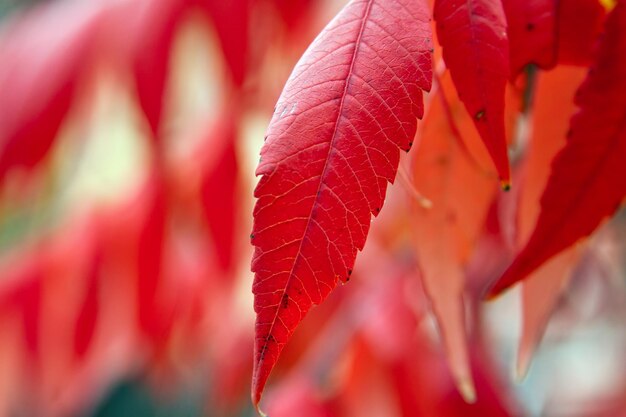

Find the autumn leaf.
xmin=271 ymin=0 xmax=316 ymax=32
xmin=73 ymin=250 xmax=100 ymax=360
xmin=126 ymin=0 xmax=186 ymax=140
xmin=514 ymin=67 xmax=588 ymax=377
xmin=200 ymin=0 xmax=250 ymax=86
xmin=0 ymin=2 xmax=101 ymax=182
xmin=557 ymin=0 xmax=606 ymax=66
xmin=502 ymin=0 xmax=557 ymax=77
xmin=411 ymin=72 xmax=496 ymax=402
xmin=250 ymin=0 xmax=432 ymax=409
xmin=488 ymin=1 xmax=626 ymax=297
xmin=199 ymin=119 xmax=240 ymax=274
xmin=434 ymin=0 xmax=511 ymax=185
xmin=502 ymin=0 xmax=606 ymax=77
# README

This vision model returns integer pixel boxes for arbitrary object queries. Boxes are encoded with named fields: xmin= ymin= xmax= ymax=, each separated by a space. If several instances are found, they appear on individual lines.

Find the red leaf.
xmin=514 ymin=67 xmax=587 ymax=377
xmin=557 ymin=0 xmax=606 ymax=66
xmin=105 ymin=0 xmax=186 ymax=140
xmin=73 ymin=251 xmax=101 ymax=360
xmin=410 ymin=72 xmax=497 ymax=402
xmin=517 ymin=246 xmax=580 ymax=378
xmin=250 ymin=0 xmax=432 ymax=409
xmin=487 ymin=2 xmax=626 ymax=297
xmin=271 ymin=0 xmax=316 ymax=32
xmin=434 ymin=0 xmax=511 ymax=184
xmin=200 ymin=0 xmax=251 ymax=86
xmin=199 ymin=119 xmax=240 ymax=274
xmin=0 ymin=3 xmax=100 ymax=182
xmin=502 ymin=0 xmax=557 ymax=77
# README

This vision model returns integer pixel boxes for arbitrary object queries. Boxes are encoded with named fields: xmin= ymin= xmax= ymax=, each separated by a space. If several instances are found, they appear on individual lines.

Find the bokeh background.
xmin=0 ymin=0 xmax=625 ymax=416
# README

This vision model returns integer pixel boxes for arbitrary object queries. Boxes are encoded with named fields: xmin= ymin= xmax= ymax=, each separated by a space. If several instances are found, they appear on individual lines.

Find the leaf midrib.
xmin=255 ymin=0 xmax=375 ymax=378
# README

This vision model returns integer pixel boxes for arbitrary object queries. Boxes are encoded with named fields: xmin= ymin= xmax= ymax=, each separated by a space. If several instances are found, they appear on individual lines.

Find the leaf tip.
xmin=251 ymin=386 xmax=267 ymax=417
xmin=457 ymin=377 xmax=477 ymax=404
xmin=515 ymin=350 xmax=532 ymax=382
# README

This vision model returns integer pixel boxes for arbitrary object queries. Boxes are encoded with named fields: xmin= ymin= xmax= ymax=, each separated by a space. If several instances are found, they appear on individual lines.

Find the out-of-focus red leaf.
xmin=7 ymin=272 xmax=42 ymax=361
xmin=100 ymin=176 xmax=170 ymax=346
xmin=73 ymin=250 xmax=100 ymax=360
xmin=499 ymin=0 xmax=605 ymax=77
xmin=434 ymin=0 xmax=511 ymax=184
xmin=435 ymin=349 xmax=515 ymax=417
xmin=199 ymin=119 xmax=240 ymax=274
xmin=557 ymin=0 xmax=606 ymax=66
xmin=270 ymin=0 xmax=316 ymax=32
xmin=351 ymin=270 xmax=516 ymax=417
xmin=0 ymin=3 xmax=101 ymax=182
xmin=103 ymin=0 xmax=186 ymax=140
xmin=488 ymin=2 xmax=626 ymax=297
xmin=199 ymin=0 xmax=250 ymax=86
xmin=211 ymin=329 xmax=255 ymax=412
xmin=133 ymin=179 xmax=169 ymax=345
xmin=250 ymin=0 xmax=432 ymax=408
xmin=264 ymin=376 xmax=335 ymax=417
xmin=502 ymin=0 xmax=557 ymax=77
xmin=411 ymin=72 xmax=496 ymax=402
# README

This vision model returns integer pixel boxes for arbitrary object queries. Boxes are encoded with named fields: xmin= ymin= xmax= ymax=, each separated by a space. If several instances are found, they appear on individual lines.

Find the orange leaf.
xmin=411 ymin=72 xmax=496 ymax=402
xmin=488 ymin=3 xmax=626 ymax=297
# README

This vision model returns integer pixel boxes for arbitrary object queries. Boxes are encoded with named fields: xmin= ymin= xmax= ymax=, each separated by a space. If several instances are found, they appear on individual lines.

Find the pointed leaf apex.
xmin=457 ymin=377 xmax=477 ymax=404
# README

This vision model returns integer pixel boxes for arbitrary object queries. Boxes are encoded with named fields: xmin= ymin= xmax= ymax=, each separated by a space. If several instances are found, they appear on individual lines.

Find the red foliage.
xmin=434 ymin=0 xmax=511 ymax=184
xmin=0 ymin=0 xmax=625 ymax=416
xmin=250 ymin=0 xmax=432 ymax=407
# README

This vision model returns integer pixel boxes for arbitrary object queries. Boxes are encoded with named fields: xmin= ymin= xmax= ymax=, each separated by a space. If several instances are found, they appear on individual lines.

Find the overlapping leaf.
xmin=0 ymin=2 xmax=101 ymax=182
xmin=514 ymin=67 xmax=587 ymax=377
xmin=434 ymin=0 xmax=511 ymax=184
xmin=488 ymin=1 xmax=626 ymax=297
xmin=125 ymin=0 xmax=186 ymax=140
xmin=200 ymin=0 xmax=251 ymax=86
xmin=502 ymin=0 xmax=606 ymax=77
xmin=502 ymin=0 xmax=557 ymax=77
xmin=411 ymin=73 xmax=497 ymax=402
xmin=250 ymin=0 xmax=432 ymax=408
xmin=557 ymin=0 xmax=606 ymax=66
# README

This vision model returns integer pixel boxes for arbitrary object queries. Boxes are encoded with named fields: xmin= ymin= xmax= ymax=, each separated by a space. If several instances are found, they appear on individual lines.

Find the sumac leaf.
xmin=200 ymin=0 xmax=250 ymax=86
xmin=271 ymin=0 xmax=316 ymax=32
xmin=411 ymin=73 xmax=497 ymax=402
xmin=0 ymin=3 xmax=100 ymax=182
xmin=434 ymin=0 xmax=511 ymax=185
xmin=250 ymin=0 xmax=432 ymax=409
xmin=130 ymin=0 xmax=185 ymax=140
xmin=514 ymin=67 xmax=587 ymax=377
xmin=488 ymin=1 xmax=626 ymax=297
xmin=502 ymin=0 xmax=557 ymax=77
xmin=200 ymin=120 xmax=239 ymax=274
xmin=557 ymin=0 xmax=606 ymax=66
